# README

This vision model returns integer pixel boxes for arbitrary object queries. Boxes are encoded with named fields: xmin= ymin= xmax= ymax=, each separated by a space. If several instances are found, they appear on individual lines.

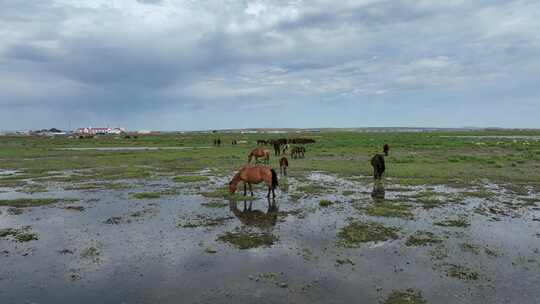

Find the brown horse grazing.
xmin=371 ymin=154 xmax=386 ymax=179
xmin=248 ymin=148 xmax=270 ymax=164
xmin=279 ymin=156 xmax=289 ymax=176
xmin=229 ymin=165 xmax=278 ymax=198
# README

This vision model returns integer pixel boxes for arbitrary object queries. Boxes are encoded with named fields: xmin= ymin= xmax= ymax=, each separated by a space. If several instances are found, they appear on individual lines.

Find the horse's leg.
xmin=243 ymin=183 xmax=247 ymax=196
xmin=266 ymin=186 xmax=271 ymax=198
xmin=284 ymin=167 xmax=287 ymax=176
xmin=272 ymin=187 xmax=276 ymax=198
xmin=248 ymin=183 xmax=253 ymax=196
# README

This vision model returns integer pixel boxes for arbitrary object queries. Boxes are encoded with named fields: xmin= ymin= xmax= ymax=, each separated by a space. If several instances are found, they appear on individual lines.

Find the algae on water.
xmin=337 ymin=221 xmax=399 ymax=248
xmin=217 ymin=229 xmax=278 ymax=249
xmin=406 ymin=231 xmax=443 ymax=247
xmin=0 ymin=198 xmax=59 ymax=208
xmin=383 ymin=288 xmax=427 ymax=304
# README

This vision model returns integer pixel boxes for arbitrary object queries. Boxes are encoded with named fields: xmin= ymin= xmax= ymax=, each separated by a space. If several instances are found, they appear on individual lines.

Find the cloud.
xmin=0 ymin=0 xmax=539 ymax=130
xmin=136 ymin=0 xmax=162 ymax=4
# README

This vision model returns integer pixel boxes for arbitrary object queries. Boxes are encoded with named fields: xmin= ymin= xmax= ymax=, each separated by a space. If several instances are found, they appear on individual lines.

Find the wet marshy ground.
xmin=1 ymin=171 xmax=539 ymax=304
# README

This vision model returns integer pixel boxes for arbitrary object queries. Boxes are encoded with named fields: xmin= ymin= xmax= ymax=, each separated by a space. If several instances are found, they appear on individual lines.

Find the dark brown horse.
xmin=279 ymin=156 xmax=289 ymax=176
xmin=273 ymin=142 xmax=281 ymax=156
xmin=229 ymin=165 xmax=278 ymax=198
xmin=371 ymin=154 xmax=386 ymax=179
xmin=248 ymin=148 xmax=270 ymax=164
xmin=383 ymin=144 xmax=390 ymax=156
xmin=291 ymin=146 xmax=305 ymax=159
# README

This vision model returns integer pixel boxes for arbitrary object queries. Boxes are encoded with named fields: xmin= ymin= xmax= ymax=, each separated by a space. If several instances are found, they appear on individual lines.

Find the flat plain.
xmin=1 ymin=130 xmax=539 ymax=304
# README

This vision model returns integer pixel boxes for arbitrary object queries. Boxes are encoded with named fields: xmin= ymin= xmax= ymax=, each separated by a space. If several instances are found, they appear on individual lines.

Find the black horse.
xmin=371 ymin=154 xmax=385 ymax=179
xmin=383 ymin=144 xmax=390 ymax=156
xmin=273 ymin=142 xmax=281 ymax=156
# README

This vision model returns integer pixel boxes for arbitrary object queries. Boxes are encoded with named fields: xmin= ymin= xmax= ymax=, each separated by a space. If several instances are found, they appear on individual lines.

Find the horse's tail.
xmin=270 ymin=168 xmax=278 ymax=189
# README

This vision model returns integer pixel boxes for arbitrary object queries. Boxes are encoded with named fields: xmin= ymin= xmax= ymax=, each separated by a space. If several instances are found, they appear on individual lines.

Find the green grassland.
xmin=0 ymin=130 xmax=539 ymax=187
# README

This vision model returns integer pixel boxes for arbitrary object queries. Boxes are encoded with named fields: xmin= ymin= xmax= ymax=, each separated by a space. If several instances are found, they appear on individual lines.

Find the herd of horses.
xmin=224 ymin=137 xmax=390 ymax=199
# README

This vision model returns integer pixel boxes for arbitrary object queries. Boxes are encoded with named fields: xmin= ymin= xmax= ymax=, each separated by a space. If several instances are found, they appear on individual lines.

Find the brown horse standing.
xmin=229 ymin=165 xmax=278 ymax=198
xmin=248 ymin=148 xmax=270 ymax=164
xmin=279 ymin=156 xmax=289 ymax=176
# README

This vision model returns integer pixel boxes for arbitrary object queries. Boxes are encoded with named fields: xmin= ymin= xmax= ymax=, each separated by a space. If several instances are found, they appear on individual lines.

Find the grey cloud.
xmin=0 ymin=0 xmax=539 ymax=130
xmin=136 ymin=0 xmax=162 ymax=4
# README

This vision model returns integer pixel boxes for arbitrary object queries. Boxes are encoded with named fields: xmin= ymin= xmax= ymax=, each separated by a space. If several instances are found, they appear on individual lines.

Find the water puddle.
xmin=0 ymin=173 xmax=539 ymax=303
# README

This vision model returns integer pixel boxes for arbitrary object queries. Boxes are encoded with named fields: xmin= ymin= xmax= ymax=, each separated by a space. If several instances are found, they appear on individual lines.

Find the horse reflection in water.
xmin=228 ymin=199 xmax=279 ymax=229
xmin=371 ymin=180 xmax=385 ymax=202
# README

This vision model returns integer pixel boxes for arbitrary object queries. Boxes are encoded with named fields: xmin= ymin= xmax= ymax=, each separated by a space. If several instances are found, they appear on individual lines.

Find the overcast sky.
xmin=1 ymin=0 xmax=539 ymax=130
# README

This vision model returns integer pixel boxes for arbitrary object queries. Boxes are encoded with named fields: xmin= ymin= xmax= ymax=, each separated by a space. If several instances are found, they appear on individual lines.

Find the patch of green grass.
xmin=133 ymin=192 xmax=162 ymax=199
xmin=429 ymin=244 xmax=449 ymax=261
xmin=289 ymin=192 xmax=303 ymax=202
xmin=445 ymin=264 xmax=480 ymax=281
xmin=417 ymin=198 xmax=445 ymax=209
xmin=103 ymin=216 xmax=126 ymax=225
xmin=364 ymin=201 xmax=413 ymax=219
xmin=519 ymin=197 xmax=540 ymax=205
xmin=0 ymin=179 xmax=28 ymax=188
xmin=337 ymin=221 xmax=399 ymax=248
xmin=342 ymin=190 xmax=355 ymax=196
xmin=98 ymin=167 xmax=152 ymax=180
xmin=434 ymin=217 xmax=470 ymax=228
xmin=460 ymin=243 xmax=481 ymax=255
xmin=19 ymin=184 xmax=48 ymax=194
xmin=278 ymin=177 xmax=289 ymax=192
xmin=335 ymin=258 xmax=355 ymax=266
xmin=296 ymin=183 xmax=325 ymax=195
xmin=0 ymin=198 xmax=59 ymax=208
xmin=383 ymin=288 xmax=427 ymax=304
xmin=0 ymin=228 xmax=18 ymax=238
xmin=460 ymin=243 xmax=501 ymax=257
xmin=386 ymin=187 xmax=415 ymax=192
xmin=81 ymin=246 xmax=100 ymax=260
xmin=173 ymin=175 xmax=209 ymax=183
xmin=14 ymin=232 xmax=38 ymax=242
xmin=7 ymin=207 xmax=24 ymax=215
xmin=201 ymin=201 xmax=228 ymax=208
xmin=0 ymin=227 xmax=38 ymax=242
xmin=63 ymin=206 xmax=85 ymax=211
xmin=461 ymin=188 xmax=496 ymax=199
xmin=319 ymin=199 xmax=334 ymax=207
xmin=502 ymin=183 xmax=530 ymax=195
xmin=406 ymin=231 xmax=443 ymax=246
xmin=217 ymin=229 xmax=278 ymax=249
xmin=64 ymin=182 xmax=128 ymax=191
xmin=204 ymin=247 xmax=217 ymax=254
